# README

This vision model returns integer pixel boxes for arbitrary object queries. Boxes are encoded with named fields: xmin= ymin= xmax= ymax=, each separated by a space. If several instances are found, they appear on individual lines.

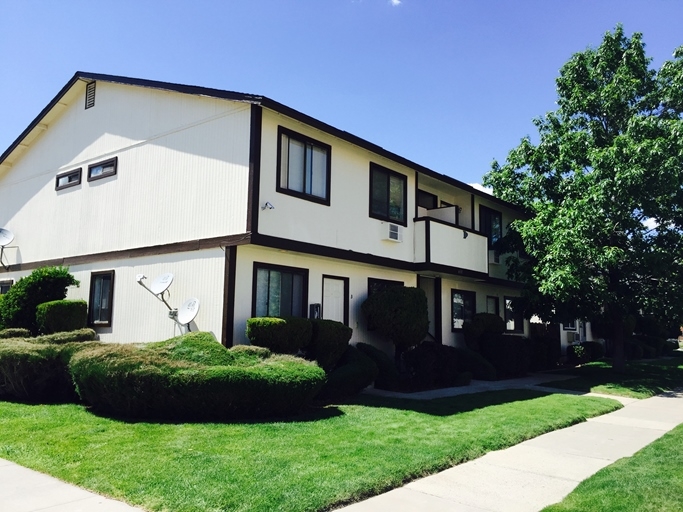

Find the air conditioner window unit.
xmin=386 ymin=223 xmax=403 ymax=242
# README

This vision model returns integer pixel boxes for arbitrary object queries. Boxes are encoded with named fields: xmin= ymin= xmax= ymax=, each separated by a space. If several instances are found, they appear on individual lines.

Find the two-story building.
xmin=0 ymin=72 xmax=530 ymax=353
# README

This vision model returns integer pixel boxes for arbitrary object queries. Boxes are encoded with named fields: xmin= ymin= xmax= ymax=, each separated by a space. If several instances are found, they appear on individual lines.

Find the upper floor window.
xmin=277 ymin=127 xmax=331 ymax=205
xmin=89 ymin=270 xmax=114 ymax=326
xmin=253 ymin=263 xmax=309 ymax=318
xmin=452 ymin=289 xmax=476 ymax=330
xmin=88 ymin=157 xmax=117 ymax=182
xmin=55 ymin=168 xmax=82 ymax=191
xmin=370 ymin=163 xmax=407 ymax=226
xmin=0 ymin=280 xmax=12 ymax=295
xmin=480 ymin=205 xmax=502 ymax=248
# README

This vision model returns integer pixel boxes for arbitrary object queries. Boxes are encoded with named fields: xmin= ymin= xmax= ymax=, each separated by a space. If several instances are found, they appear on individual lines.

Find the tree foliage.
xmin=484 ymin=26 xmax=683 ymax=370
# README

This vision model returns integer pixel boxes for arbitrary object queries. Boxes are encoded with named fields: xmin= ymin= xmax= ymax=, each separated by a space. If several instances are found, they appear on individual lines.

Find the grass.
xmin=543 ymin=421 xmax=683 ymax=511
xmin=0 ymin=390 xmax=620 ymax=512
xmin=539 ymin=356 xmax=683 ymax=399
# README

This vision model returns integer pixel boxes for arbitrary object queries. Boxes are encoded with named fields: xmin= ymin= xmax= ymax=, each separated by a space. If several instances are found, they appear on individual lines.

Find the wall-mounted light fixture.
xmin=261 ymin=201 xmax=275 ymax=210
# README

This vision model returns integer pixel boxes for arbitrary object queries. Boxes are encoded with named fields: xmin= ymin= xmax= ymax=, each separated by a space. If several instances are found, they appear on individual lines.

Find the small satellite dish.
xmin=0 ymin=228 xmax=14 ymax=247
xmin=177 ymin=297 xmax=200 ymax=325
xmin=150 ymin=273 xmax=174 ymax=295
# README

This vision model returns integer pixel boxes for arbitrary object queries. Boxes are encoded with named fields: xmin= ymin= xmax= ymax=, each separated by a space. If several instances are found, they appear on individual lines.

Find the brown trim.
xmin=251 ymin=262 xmax=309 ymax=318
xmin=55 ymin=168 xmax=82 ymax=191
xmin=247 ymin=104 xmax=262 ymax=233
xmin=434 ymin=277 xmax=442 ymax=343
xmin=276 ymin=125 xmax=332 ymax=206
xmin=87 ymin=156 xmax=117 ymax=182
xmin=88 ymin=270 xmax=115 ymax=327
xmin=322 ymin=274 xmax=350 ymax=326
xmin=369 ymin=162 xmax=408 ymax=227
xmin=0 ymin=232 xmax=252 ymax=274
xmin=425 ymin=219 xmax=431 ymax=263
xmin=221 ymin=245 xmax=238 ymax=347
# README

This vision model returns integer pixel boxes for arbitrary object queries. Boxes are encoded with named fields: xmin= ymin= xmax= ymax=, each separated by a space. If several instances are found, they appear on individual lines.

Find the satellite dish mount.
xmin=136 ymin=272 xmax=176 ymax=312
xmin=0 ymin=228 xmax=15 ymax=271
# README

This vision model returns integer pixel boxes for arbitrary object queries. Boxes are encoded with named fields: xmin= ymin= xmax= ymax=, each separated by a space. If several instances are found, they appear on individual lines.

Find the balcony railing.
xmin=414 ymin=217 xmax=488 ymax=275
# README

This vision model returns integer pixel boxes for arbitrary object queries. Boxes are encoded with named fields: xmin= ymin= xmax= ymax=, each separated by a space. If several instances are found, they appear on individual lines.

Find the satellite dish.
xmin=0 ymin=228 xmax=14 ymax=247
xmin=177 ymin=297 xmax=200 ymax=325
xmin=150 ymin=273 xmax=174 ymax=295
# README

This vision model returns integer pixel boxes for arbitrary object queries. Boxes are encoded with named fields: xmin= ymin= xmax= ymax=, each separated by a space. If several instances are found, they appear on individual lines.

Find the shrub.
xmin=453 ymin=347 xmax=497 ymax=381
xmin=632 ymin=335 xmax=666 ymax=357
xmin=528 ymin=333 xmax=561 ymax=371
xmin=403 ymin=341 xmax=468 ymax=390
xmin=479 ymin=334 xmax=531 ymax=379
xmin=462 ymin=313 xmax=506 ymax=352
xmin=625 ymin=340 xmax=644 ymax=360
xmin=567 ymin=344 xmax=589 ymax=365
xmin=69 ymin=332 xmax=326 ymax=420
xmin=355 ymin=342 xmax=401 ymax=391
xmin=0 ymin=339 xmax=100 ymax=403
xmin=663 ymin=340 xmax=679 ymax=355
xmin=316 ymin=345 xmax=378 ymax=401
xmin=0 ymin=267 xmax=79 ymax=334
xmin=0 ymin=328 xmax=31 ymax=339
xmin=360 ymin=287 xmax=428 ymax=353
xmin=580 ymin=341 xmax=606 ymax=361
xmin=35 ymin=300 xmax=88 ymax=334
xmin=245 ymin=317 xmax=312 ymax=354
xmin=307 ymin=319 xmax=352 ymax=372
xmin=25 ymin=328 xmax=98 ymax=345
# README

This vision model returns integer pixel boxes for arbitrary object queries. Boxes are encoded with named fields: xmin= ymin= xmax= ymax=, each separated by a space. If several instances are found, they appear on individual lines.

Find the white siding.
xmin=0 ymin=82 xmax=251 ymax=265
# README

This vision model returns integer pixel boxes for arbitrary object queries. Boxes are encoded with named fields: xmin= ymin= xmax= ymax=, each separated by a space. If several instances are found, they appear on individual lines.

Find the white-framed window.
xmin=277 ymin=127 xmax=331 ymax=204
xmin=55 ymin=168 xmax=82 ymax=190
xmin=88 ymin=157 xmax=117 ymax=182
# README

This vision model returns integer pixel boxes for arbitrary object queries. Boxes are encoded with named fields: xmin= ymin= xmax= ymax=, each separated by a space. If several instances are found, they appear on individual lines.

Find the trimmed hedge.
xmin=26 ymin=329 xmax=97 ymax=345
xmin=36 ymin=299 xmax=87 ymax=334
xmin=632 ymin=335 xmax=667 ymax=357
xmin=528 ymin=334 xmax=561 ymax=371
xmin=625 ymin=340 xmax=644 ymax=360
xmin=69 ymin=332 xmax=327 ymax=420
xmin=0 ymin=328 xmax=31 ymax=339
xmin=453 ymin=347 xmax=497 ymax=381
xmin=316 ymin=345 xmax=378 ymax=401
xmin=403 ymin=341 xmax=470 ymax=390
xmin=0 ymin=266 xmax=79 ymax=334
xmin=0 ymin=339 xmax=100 ymax=403
xmin=462 ymin=313 xmax=506 ymax=352
xmin=580 ymin=341 xmax=605 ymax=361
xmin=478 ymin=334 xmax=531 ymax=379
xmin=356 ymin=342 xmax=401 ymax=391
xmin=307 ymin=319 xmax=352 ymax=372
xmin=246 ymin=317 xmax=313 ymax=354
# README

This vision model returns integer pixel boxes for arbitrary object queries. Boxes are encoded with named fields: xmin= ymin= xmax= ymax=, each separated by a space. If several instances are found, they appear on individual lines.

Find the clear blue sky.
xmin=1 ymin=0 xmax=682 ymax=186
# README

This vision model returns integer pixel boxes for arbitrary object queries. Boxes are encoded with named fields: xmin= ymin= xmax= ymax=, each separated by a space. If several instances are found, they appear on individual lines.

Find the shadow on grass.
xmin=346 ymin=388 xmax=551 ymax=417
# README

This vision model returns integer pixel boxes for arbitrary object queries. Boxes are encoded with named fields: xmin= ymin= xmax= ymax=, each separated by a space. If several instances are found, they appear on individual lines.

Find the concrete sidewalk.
xmin=337 ymin=389 xmax=683 ymax=512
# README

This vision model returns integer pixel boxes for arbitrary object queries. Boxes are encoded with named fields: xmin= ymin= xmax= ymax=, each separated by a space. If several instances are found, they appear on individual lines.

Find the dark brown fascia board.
xmin=0 ymin=233 xmax=251 ymax=274
xmin=0 ymin=71 xmax=524 ymax=214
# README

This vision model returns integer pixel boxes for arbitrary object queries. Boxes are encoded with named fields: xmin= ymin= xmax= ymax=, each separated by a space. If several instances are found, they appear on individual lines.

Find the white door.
xmin=322 ymin=276 xmax=346 ymax=324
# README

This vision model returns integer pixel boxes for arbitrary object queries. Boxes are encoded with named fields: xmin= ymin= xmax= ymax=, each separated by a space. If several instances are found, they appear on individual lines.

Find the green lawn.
xmin=0 ymin=390 xmax=619 ymax=512
xmin=539 ymin=357 xmax=683 ymax=399
xmin=543 ymin=422 xmax=683 ymax=511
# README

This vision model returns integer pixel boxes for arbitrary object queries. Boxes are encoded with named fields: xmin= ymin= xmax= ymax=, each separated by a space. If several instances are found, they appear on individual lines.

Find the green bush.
xmin=528 ymin=334 xmax=561 ymax=371
xmin=36 ymin=300 xmax=88 ymax=334
xmin=316 ymin=345 xmax=378 ymax=401
xmin=0 ymin=267 xmax=79 ymax=334
xmin=403 ymin=341 xmax=469 ymax=390
xmin=580 ymin=341 xmax=606 ymax=361
xmin=462 ymin=313 xmax=506 ymax=352
xmin=0 ymin=339 xmax=100 ymax=403
xmin=25 ymin=328 xmax=98 ymax=345
xmin=360 ymin=287 xmax=428 ymax=352
xmin=625 ymin=340 xmax=644 ymax=360
xmin=453 ymin=346 xmax=497 ymax=381
xmin=632 ymin=335 xmax=666 ymax=357
xmin=0 ymin=328 xmax=31 ymax=339
xmin=307 ymin=319 xmax=352 ymax=372
xmin=478 ymin=334 xmax=531 ymax=379
xmin=69 ymin=332 xmax=326 ymax=420
xmin=355 ymin=342 xmax=401 ymax=391
xmin=245 ymin=317 xmax=312 ymax=354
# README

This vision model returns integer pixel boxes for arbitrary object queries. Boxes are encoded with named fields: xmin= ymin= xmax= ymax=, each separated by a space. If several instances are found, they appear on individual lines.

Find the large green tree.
xmin=484 ymin=26 xmax=683 ymax=371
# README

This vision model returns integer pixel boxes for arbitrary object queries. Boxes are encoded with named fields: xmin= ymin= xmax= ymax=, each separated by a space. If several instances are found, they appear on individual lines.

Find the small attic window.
xmin=55 ymin=168 xmax=82 ymax=190
xmin=85 ymin=82 xmax=96 ymax=109
xmin=88 ymin=157 xmax=117 ymax=182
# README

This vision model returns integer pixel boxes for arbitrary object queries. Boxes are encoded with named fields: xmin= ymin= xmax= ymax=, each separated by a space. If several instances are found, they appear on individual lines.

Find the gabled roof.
xmin=0 ymin=71 xmax=522 ymax=212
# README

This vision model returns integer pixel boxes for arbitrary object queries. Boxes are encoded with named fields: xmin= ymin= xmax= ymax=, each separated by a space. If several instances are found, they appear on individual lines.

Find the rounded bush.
xmin=36 ymin=299 xmax=87 ymax=334
xmin=307 ymin=319 xmax=352 ymax=372
xmin=69 ymin=332 xmax=327 ymax=420
xmin=625 ymin=340 xmax=644 ymax=360
xmin=462 ymin=313 xmax=506 ymax=351
xmin=404 ymin=341 xmax=468 ymax=390
xmin=355 ymin=342 xmax=401 ymax=391
xmin=0 ymin=328 xmax=31 ymax=339
xmin=580 ymin=341 xmax=605 ymax=361
xmin=316 ymin=345 xmax=378 ymax=400
xmin=453 ymin=347 xmax=497 ymax=381
xmin=479 ymin=334 xmax=531 ymax=379
xmin=246 ymin=317 xmax=312 ymax=354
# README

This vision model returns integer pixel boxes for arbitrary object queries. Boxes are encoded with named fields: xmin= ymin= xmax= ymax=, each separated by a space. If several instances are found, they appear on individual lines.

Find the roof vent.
xmin=85 ymin=81 xmax=96 ymax=109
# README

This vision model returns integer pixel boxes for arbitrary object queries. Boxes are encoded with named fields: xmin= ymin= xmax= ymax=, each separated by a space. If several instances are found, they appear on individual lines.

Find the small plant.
xmin=567 ymin=344 xmax=588 ymax=365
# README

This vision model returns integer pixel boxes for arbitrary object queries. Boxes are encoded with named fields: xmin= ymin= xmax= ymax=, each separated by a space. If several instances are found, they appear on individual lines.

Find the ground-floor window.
xmin=367 ymin=277 xmax=403 ymax=297
xmin=505 ymin=296 xmax=524 ymax=333
xmin=89 ymin=270 xmax=114 ymax=326
xmin=452 ymin=289 xmax=476 ymax=330
xmin=0 ymin=280 xmax=12 ymax=295
xmin=253 ymin=263 xmax=308 ymax=318
xmin=486 ymin=295 xmax=499 ymax=316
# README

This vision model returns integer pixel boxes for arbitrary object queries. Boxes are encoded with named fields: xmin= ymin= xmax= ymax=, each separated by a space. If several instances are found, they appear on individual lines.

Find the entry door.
xmin=322 ymin=275 xmax=349 ymax=325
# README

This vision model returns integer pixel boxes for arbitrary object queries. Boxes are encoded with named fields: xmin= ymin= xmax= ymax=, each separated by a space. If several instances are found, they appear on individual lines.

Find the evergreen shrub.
xmin=479 ymin=334 xmax=531 ymax=379
xmin=403 ymin=341 xmax=468 ymax=390
xmin=316 ymin=345 xmax=378 ymax=401
xmin=453 ymin=346 xmax=497 ymax=380
xmin=462 ymin=313 xmax=506 ymax=351
xmin=579 ymin=341 xmax=606 ymax=361
xmin=307 ymin=319 xmax=352 ymax=372
xmin=26 ymin=329 xmax=97 ymax=345
xmin=355 ymin=342 xmax=401 ymax=390
xmin=246 ymin=317 xmax=312 ymax=354
xmin=0 ymin=328 xmax=31 ymax=339
xmin=36 ymin=300 xmax=87 ymax=334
